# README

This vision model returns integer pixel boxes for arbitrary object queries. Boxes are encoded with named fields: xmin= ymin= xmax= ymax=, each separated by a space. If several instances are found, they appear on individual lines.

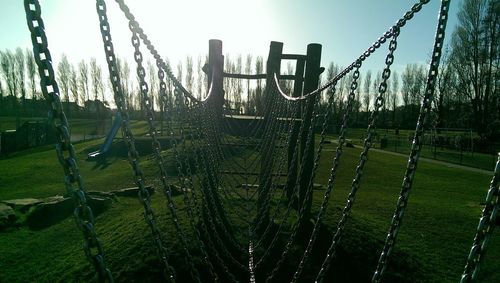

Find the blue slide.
xmin=87 ymin=112 xmax=122 ymax=159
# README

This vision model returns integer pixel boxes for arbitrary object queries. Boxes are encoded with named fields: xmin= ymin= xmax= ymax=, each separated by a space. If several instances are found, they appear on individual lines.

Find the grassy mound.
xmin=0 ymin=138 xmax=498 ymax=282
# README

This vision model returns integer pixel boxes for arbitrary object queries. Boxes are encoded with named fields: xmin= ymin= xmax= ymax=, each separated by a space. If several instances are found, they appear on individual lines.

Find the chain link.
xmin=292 ymin=62 xmax=362 ymax=283
xmin=372 ymin=1 xmax=450 ymax=282
xmin=276 ymin=0 xmax=431 ymax=101
xmin=461 ymin=153 xmax=500 ymax=282
xmin=128 ymin=24 xmax=203 ymax=283
xmin=315 ymin=28 xmax=400 ymax=282
xmin=24 ymin=1 xmax=113 ymax=281
xmin=95 ymin=1 xmax=176 ymax=281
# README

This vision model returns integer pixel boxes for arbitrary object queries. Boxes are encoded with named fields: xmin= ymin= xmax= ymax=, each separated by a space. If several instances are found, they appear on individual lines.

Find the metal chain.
xmin=315 ymin=29 xmax=400 ymax=282
xmin=24 ymin=1 xmax=113 ymax=282
xmin=176 ymin=89 xmax=248 ymax=280
xmin=265 ymin=91 xmax=323 ymax=283
xmin=252 ymin=89 xmax=313 ymax=262
xmin=95 ymin=1 xmax=176 ymax=281
xmin=128 ymin=25 xmax=203 ymax=283
xmin=372 ymin=1 xmax=450 ymax=282
xmin=157 ymin=66 xmax=220 ymax=283
xmin=292 ymin=62 xmax=362 ymax=283
xmin=461 ymin=153 xmax=500 ymax=283
xmin=168 ymin=96 xmax=242 ymax=282
xmin=276 ymin=0 xmax=431 ymax=101
xmin=252 ymin=99 xmax=299 ymax=233
xmin=182 ymin=100 xmax=249 ymax=276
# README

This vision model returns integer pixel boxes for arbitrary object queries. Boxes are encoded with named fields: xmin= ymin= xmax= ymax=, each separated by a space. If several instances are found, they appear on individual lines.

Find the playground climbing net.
xmin=23 ymin=0 xmax=500 ymax=282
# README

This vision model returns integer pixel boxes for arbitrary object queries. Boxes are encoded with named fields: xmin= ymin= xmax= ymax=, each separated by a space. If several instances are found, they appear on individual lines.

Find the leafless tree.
xmin=255 ymin=56 xmax=264 ymax=114
xmin=244 ymin=54 xmax=253 ymax=113
xmin=25 ymin=49 xmax=36 ymax=98
xmin=363 ymin=70 xmax=372 ymax=114
xmin=57 ymin=54 xmax=71 ymax=116
xmin=390 ymin=71 xmax=399 ymax=126
xmin=70 ymin=64 xmax=79 ymax=107
xmin=78 ymin=60 xmax=89 ymax=107
xmin=450 ymin=0 xmax=499 ymax=136
xmin=197 ymin=55 xmax=204 ymax=100
xmin=147 ymin=60 xmax=158 ymax=111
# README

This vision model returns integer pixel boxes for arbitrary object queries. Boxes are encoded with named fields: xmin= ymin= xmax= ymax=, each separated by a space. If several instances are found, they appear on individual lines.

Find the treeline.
xmin=0 ymin=0 xmax=498 ymax=141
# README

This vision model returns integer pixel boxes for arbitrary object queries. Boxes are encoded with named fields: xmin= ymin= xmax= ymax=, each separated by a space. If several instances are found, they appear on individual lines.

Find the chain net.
xmin=24 ymin=0 xmax=500 ymax=283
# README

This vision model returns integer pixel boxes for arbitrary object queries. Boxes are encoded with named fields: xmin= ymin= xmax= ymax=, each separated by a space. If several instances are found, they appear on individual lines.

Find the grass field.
xmin=342 ymin=127 xmax=498 ymax=171
xmin=0 ymin=134 xmax=498 ymax=282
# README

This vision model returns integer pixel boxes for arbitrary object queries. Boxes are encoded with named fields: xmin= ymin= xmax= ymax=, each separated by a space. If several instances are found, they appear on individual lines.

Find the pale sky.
xmin=0 ymin=0 xmax=460 ymax=97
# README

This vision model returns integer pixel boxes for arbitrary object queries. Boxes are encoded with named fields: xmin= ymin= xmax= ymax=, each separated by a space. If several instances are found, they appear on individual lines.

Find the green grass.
xmin=0 ymin=135 xmax=498 ymax=282
xmin=340 ymin=128 xmax=498 ymax=171
xmin=313 ymin=142 xmax=498 ymax=282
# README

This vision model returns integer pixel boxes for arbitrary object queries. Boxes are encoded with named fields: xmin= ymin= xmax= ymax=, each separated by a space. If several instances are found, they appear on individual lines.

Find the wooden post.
xmin=286 ymin=58 xmax=305 ymax=203
xmin=298 ymin=43 xmax=322 ymax=216
xmin=255 ymin=41 xmax=283 ymax=234
xmin=207 ymin=39 xmax=224 ymax=119
xmin=203 ymin=39 xmax=237 ymax=240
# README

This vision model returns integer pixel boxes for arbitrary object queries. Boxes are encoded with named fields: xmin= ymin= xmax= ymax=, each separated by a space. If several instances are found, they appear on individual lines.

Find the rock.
xmin=345 ymin=139 xmax=354 ymax=148
xmin=0 ymin=203 xmax=16 ymax=230
xmin=87 ymin=195 xmax=112 ymax=214
xmin=26 ymin=196 xmax=73 ymax=230
xmin=86 ymin=191 xmax=116 ymax=199
xmin=113 ymin=186 xmax=155 ymax=197
xmin=167 ymin=184 xmax=184 ymax=196
xmin=2 ymin=198 xmax=42 ymax=213
xmin=313 ymin=183 xmax=325 ymax=190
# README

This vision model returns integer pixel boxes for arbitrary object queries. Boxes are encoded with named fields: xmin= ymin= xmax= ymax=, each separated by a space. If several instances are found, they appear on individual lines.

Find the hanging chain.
xmin=372 ymin=1 xmax=450 ymax=282
xmin=315 ymin=27 xmax=400 ymax=283
xmin=292 ymin=62 xmax=362 ymax=283
xmin=95 ymin=1 xmax=176 ymax=281
xmin=265 ymin=91 xmax=323 ymax=283
xmin=461 ymin=153 xmax=500 ymax=283
xmin=24 ymin=1 xmax=113 ymax=282
xmin=276 ymin=0 xmax=431 ymax=101
xmin=128 ymin=25 xmax=203 ymax=283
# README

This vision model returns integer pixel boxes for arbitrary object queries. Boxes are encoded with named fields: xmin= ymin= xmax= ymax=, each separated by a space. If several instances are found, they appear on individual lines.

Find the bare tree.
xmin=1 ymin=50 xmax=18 ymax=124
xmin=120 ymin=59 xmax=132 ymax=110
xmin=25 ymin=49 xmax=37 ymax=98
xmin=197 ymin=55 xmax=204 ymax=100
xmin=90 ymin=57 xmax=105 ymax=132
xmin=147 ymin=60 xmax=158 ymax=110
xmin=390 ymin=70 xmax=399 ymax=126
xmin=435 ymin=50 xmax=455 ymax=128
xmin=25 ymin=48 xmax=37 ymax=116
xmin=78 ymin=60 xmax=89 ymax=107
xmin=255 ymin=56 xmax=264 ymax=114
xmin=15 ymin=48 xmax=26 ymax=114
xmin=372 ymin=71 xmax=382 ymax=124
xmin=57 ymin=54 xmax=71 ymax=117
xmin=234 ymin=54 xmax=243 ymax=113
xmin=450 ymin=0 xmax=499 ymax=136
xmin=363 ymin=70 xmax=372 ymax=114
xmin=224 ymin=54 xmax=234 ymax=106
xmin=90 ymin=57 xmax=104 ymax=102
xmin=325 ymin=62 xmax=340 ymax=117
xmin=401 ymin=64 xmax=414 ymax=116
xmin=244 ymin=54 xmax=253 ymax=113
xmin=70 ymin=64 xmax=79 ymax=107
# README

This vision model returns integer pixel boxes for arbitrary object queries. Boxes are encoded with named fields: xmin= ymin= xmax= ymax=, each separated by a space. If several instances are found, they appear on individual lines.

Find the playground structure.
xmin=22 ymin=0 xmax=500 ymax=283
xmin=87 ymin=112 xmax=122 ymax=159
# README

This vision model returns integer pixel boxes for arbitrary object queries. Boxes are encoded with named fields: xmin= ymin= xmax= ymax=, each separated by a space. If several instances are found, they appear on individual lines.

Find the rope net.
xmin=23 ymin=0 xmax=500 ymax=282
